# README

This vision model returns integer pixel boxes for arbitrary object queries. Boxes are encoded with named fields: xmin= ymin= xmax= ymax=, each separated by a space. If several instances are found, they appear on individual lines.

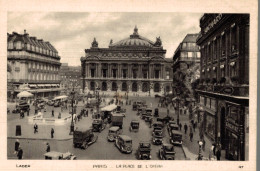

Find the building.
xmin=80 ymin=27 xmax=173 ymax=96
xmin=59 ymin=63 xmax=81 ymax=95
xmin=196 ymin=14 xmax=249 ymax=160
xmin=172 ymin=34 xmax=200 ymax=112
xmin=7 ymin=30 xmax=61 ymax=100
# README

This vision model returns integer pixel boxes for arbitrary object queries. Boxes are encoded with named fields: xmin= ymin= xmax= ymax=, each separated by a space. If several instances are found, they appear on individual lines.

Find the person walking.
xmin=17 ymin=146 xmax=23 ymax=159
xmin=86 ymin=110 xmax=88 ymax=117
xmin=52 ymin=109 xmax=54 ymax=117
xmin=34 ymin=123 xmax=38 ymax=134
xmin=14 ymin=139 xmax=20 ymax=154
xmin=189 ymin=131 xmax=193 ymax=142
xmin=209 ymin=144 xmax=215 ymax=160
xmin=179 ymin=123 xmax=182 ymax=131
xmin=216 ymin=147 xmax=221 ymax=160
xmin=27 ymin=108 xmax=30 ymax=116
xmin=184 ymin=123 xmax=188 ymax=134
xmin=193 ymin=122 xmax=196 ymax=132
xmin=45 ymin=143 xmax=50 ymax=159
xmin=51 ymin=128 xmax=54 ymax=138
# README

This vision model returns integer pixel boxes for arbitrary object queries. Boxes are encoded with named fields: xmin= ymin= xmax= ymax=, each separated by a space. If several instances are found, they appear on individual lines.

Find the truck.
xmin=73 ymin=128 xmax=98 ymax=149
xmin=111 ymin=113 xmax=124 ymax=129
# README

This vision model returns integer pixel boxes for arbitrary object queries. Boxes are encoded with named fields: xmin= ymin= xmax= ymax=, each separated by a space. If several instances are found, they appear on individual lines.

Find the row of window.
xmin=28 ymin=62 xmax=59 ymax=71
xmin=8 ymin=41 xmax=58 ymax=57
xmin=89 ymin=69 xmax=164 ymax=79
xmin=181 ymin=52 xmax=201 ymax=58
xmin=28 ymin=73 xmax=59 ymax=81
xmin=182 ymin=42 xmax=198 ymax=49
xmin=201 ymin=23 xmax=239 ymax=64
xmin=200 ymin=96 xmax=216 ymax=111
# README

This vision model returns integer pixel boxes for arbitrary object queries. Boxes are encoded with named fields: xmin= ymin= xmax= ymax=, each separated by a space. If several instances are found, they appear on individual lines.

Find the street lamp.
xmin=34 ymin=91 xmax=38 ymax=115
xmin=69 ymin=85 xmax=75 ymax=135
xmin=198 ymin=140 xmax=203 ymax=160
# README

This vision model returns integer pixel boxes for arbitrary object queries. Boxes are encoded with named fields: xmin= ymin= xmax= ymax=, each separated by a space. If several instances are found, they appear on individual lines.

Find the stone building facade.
xmin=7 ymin=30 xmax=61 ymax=100
xmin=196 ymin=14 xmax=249 ymax=160
xmin=80 ymin=27 xmax=173 ymax=96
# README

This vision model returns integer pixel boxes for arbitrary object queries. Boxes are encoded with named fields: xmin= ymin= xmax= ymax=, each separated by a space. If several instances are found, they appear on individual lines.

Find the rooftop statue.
xmin=92 ymin=37 xmax=98 ymax=48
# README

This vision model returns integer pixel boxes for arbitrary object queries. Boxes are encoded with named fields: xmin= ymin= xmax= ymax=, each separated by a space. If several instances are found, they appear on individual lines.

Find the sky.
xmin=8 ymin=12 xmax=202 ymax=66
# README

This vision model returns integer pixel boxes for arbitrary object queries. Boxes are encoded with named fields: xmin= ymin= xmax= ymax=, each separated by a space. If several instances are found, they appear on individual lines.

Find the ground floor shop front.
xmin=197 ymin=90 xmax=249 ymax=161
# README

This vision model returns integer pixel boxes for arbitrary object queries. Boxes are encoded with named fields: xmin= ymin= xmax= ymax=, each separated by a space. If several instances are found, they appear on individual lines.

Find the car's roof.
xmin=109 ymin=126 xmax=120 ymax=131
xmin=163 ymin=143 xmax=173 ymax=147
xmin=118 ymin=135 xmax=132 ymax=141
xmin=131 ymin=120 xmax=139 ymax=123
xmin=171 ymin=130 xmax=182 ymax=135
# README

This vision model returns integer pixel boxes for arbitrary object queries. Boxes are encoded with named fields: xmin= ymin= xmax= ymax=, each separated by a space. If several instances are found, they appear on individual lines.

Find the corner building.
xmin=196 ymin=14 xmax=249 ymax=160
xmin=81 ymin=27 xmax=173 ymax=95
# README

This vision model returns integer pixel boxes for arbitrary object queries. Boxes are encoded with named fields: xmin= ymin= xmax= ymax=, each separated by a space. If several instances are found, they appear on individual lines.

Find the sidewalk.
xmin=178 ymin=113 xmax=226 ymax=160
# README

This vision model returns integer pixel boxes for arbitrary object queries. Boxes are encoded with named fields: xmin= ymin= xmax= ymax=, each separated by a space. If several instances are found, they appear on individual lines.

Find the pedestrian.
xmin=209 ymin=144 xmax=215 ymax=160
xmin=189 ymin=131 xmax=193 ymax=142
xmin=184 ymin=123 xmax=188 ymax=134
xmin=34 ymin=123 xmax=38 ymax=134
xmin=52 ymin=109 xmax=54 ymax=117
xmin=179 ymin=123 xmax=182 ymax=131
xmin=193 ymin=122 xmax=196 ymax=132
xmin=44 ymin=106 xmax=46 ymax=112
xmin=213 ymin=143 xmax=216 ymax=156
xmin=202 ymin=139 xmax=206 ymax=151
xmin=14 ymin=139 xmax=20 ymax=154
xmin=216 ymin=147 xmax=221 ymax=160
xmin=51 ymin=128 xmax=54 ymax=138
xmin=86 ymin=110 xmax=88 ymax=117
xmin=17 ymin=146 xmax=23 ymax=159
xmin=45 ymin=143 xmax=50 ymax=159
xmin=27 ymin=108 xmax=30 ymax=116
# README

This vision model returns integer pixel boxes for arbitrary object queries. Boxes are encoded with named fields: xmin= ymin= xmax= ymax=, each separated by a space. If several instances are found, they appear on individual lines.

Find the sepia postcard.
xmin=0 ymin=0 xmax=257 ymax=170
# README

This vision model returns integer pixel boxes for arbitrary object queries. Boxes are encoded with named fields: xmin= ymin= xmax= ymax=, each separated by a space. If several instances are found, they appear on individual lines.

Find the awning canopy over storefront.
xmin=17 ymin=91 xmax=34 ymax=98
xmin=28 ymin=84 xmax=37 ymax=88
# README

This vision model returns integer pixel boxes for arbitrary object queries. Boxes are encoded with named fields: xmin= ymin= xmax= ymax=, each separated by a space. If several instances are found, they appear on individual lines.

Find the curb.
xmin=181 ymin=145 xmax=191 ymax=160
xmin=7 ymin=137 xmax=73 ymax=141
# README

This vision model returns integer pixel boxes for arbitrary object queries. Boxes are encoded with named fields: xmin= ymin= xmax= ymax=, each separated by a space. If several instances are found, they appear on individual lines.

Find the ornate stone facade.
xmin=81 ymin=27 xmax=173 ymax=95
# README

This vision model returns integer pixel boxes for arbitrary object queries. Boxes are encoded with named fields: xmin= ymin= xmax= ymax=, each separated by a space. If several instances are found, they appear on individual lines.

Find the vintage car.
xmin=44 ymin=151 xmax=77 ymax=160
xmin=53 ymin=101 xmax=60 ymax=107
xmin=129 ymin=120 xmax=139 ymax=132
xmin=116 ymin=105 xmax=126 ymax=113
xmin=107 ymin=126 xmax=120 ymax=142
xmin=154 ymin=108 xmax=159 ymax=117
xmin=158 ymin=143 xmax=175 ymax=160
xmin=73 ymin=128 xmax=98 ymax=149
xmin=132 ymin=101 xmax=144 ymax=111
xmin=170 ymin=130 xmax=183 ymax=145
xmin=92 ymin=119 xmax=106 ymax=132
xmin=167 ymin=123 xmax=179 ymax=136
xmin=137 ymin=107 xmax=146 ymax=115
xmin=157 ymin=116 xmax=173 ymax=125
xmin=115 ymin=135 xmax=133 ymax=154
xmin=152 ymin=129 xmax=163 ymax=145
xmin=136 ymin=142 xmax=152 ymax=160
xmin=47 ymin=100 xmax=54 ymax=106
xmin=153 ymin=121 xmax=164 ymax=129
xmin=144 ymin=108 xmax=152 ymax=122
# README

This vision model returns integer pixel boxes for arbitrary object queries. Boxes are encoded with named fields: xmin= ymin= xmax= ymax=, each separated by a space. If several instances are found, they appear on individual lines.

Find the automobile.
xmin=53 ymin=101 xmax=60 ymax=107
xmin=167 ymin=123 xmax=179 ymax=136
xmin=92 ymin=119 xmax=106 ymax=132
xmin=132 ymin=102 xmax=138 ymax=111
xmin=170 ymin=130 xmax=183 ymax=145
xmin=129 ymin=120 xmax=139 ymax=132
xmin=141 ymin=111 xmax=147 ymax=120
xmin=154 ymin=108 xmax=159 ymax=117
xmin=136 ymin=142 xmax=152 ymax=160
xmin=158 ymin=143 xmax=175 ymax=160
xmin=157 ymin=116 xmax=173 ymax=125
xmin=111 ymin=113 xmax=124 ymax=129
xmin=107 ymin=126 xmax=120 ymax=142
xmin=152 ymin=129 xmax=163 ymax=145
xmin=115 ymin=135 xmax=132 ymax=154
xmin=73 ymin=128 xmax=98 ymax=149
xmin=153 ymin=121 xmax=164 ymax=129
xmin=137 ymin=107 xmax=146 ymax=115
xmin=44 ymin=151 xmax=77 ymax=160
xmin=116 ymin=105 xmax=126 ymax=113
xmin=17 ymin=102 xmax=30 ymax=112
xmin=155 ymin=94 xmax=161 ymax=98
xmin=47 ymin=100 xmax=54 ymax=106
xmin=133 ymin=101 xmax=144 ymax=111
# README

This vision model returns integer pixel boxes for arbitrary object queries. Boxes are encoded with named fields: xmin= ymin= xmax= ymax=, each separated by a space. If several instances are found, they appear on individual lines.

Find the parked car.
xmin=167 ymin=123 xmax=179 ymax=136
xmin=136 ymin=142 xmax=152 ymax=160
xmin=111 ymin=113 xmax=124 ymax=129
xmin=107 ymin=126 xmax=120 ymax=142
xmin=170 ymin=130 xmax=183 ymax=145
xmin=73 ymin=128 xmax=98 ymax=149
xmin=153 ymin=121 xmax=164 ymax=129
xmin=154 ymin=108 xmax=159 ymax=117
xmin=92 ymin=119 xmax=106 ymax=132
xmin=115 ymin=135 xmax=132 ymax=154
xmin=53 ymin=101 xmax=60 ymax=107
xmin=116 ymin=105 xmax=126 ymax=113
xmin=137 ymin=107 xmax=146 ymax=115
xmin=152 ymin=129 xmax=163 ymax=145
xmin=145 ymin=108 xmax=152 ymax=122
xmin=141 ymin=111 xmax=147 ymax=120
xmin=129 ymin=120 xmax=139 ymax=132
xmin=44 ymin=151 xmax=76 ymax=160
xmin=47 ymin=100 xmax=54 ymax=106
xmin=157 ymin=116 xmax=172 ymax=125
xmin=158 ymin=143 xmax=175 ymax=160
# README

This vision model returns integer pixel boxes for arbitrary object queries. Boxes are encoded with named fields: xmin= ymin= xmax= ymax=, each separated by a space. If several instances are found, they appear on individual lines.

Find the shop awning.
xmin=29 ymin=84 xmax=37 ymax=87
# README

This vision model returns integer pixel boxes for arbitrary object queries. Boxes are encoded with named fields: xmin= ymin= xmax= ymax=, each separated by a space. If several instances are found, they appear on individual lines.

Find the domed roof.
xmin=109 ymin=26 xmax=155 ymax=48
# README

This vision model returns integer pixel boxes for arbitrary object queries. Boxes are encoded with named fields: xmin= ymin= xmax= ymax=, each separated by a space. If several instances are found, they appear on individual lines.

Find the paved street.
xmin=8 ymin=95 xmax=187 ymax=160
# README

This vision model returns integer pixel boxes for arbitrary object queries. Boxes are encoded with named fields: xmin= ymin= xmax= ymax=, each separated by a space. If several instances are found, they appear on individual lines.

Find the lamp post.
xmin=34 ymin=91 xmax=38 ymax=115
xmin=69 ymin=86 xmax=75 ymax=135
xmin=197 ymin=106 xmax=205 ymax=140
xmin=198 ymin=140 xmax=203 ymax=160
xmin=96 ymin=87 xmax=100 ymax=114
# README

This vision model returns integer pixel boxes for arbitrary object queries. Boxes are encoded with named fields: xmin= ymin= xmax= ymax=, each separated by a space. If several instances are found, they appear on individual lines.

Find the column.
xmin=118 ymin=63 xmax=121 ymax=78
xmin=108 ymin=63 xmax=110 ymax=78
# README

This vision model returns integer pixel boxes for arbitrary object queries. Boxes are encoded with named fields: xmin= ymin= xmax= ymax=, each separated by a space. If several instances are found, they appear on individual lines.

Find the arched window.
xmin=122 ymin=82 xmax=127 ymax=91
xmin=132 ymin=82 xmax=137 ymax=92
xmin=154 ymin=83 xmax=160 ymax=92
xmin=142 ymin=82 xmax=149 ymax=92
xmin=102 ymin=82 xmax=107 ymax=91
xmin=112 ymin=82 xmax=117 ymax=91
